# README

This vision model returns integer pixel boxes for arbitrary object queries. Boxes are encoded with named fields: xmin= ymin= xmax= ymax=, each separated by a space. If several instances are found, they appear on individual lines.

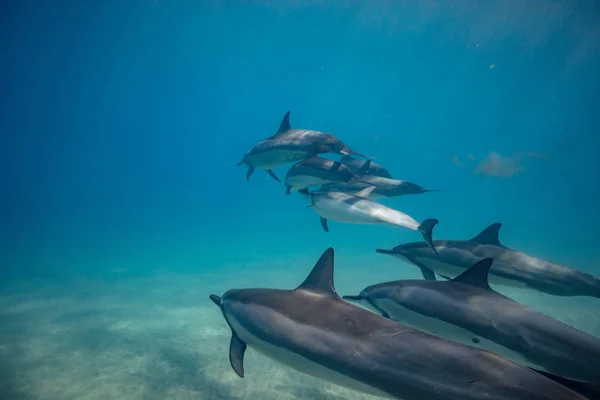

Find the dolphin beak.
xmin=342 ymin=295 xmax=363 ymax=302
xmin=375 ymin=248 xmax=394 ymax=255
xmin=209 ymin=294 xmax=222 ymax=307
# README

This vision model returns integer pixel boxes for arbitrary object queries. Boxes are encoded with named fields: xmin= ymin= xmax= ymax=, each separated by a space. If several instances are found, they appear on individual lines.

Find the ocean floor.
xmin=1 ymin=256 xmax=600 ymax=400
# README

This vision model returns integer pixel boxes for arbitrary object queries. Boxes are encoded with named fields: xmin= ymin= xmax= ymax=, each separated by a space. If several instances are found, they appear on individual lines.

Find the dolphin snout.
xmin=209 ymin=294 xmax=222 ymax=307
xmin=376 ymin=248 xmax=395 ymax=255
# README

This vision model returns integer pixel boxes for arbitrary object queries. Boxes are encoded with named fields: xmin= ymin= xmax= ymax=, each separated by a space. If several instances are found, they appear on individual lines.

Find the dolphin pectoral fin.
xmin=320 ymin=217 xmax=329 ymax=232
xmin=246 ymin=166 xmax=255 ymax=182
xmin=439 ymin=274 xmax=452 ymax=280
xmin=420 ymin=267 xmax=437 ymax=281
xmin=229 ymin=331 xmax=247 ymax=378
xmin=285 ymin=185 xmax=292 ymax=195
xmin=418 ymin=219 xmax=439 ymax=255
xmin=266 ymin=169 xmax=281 ymax=182
xmin=529 ymin=368 xmax=600 ymax=399
xmin=355 ymin=185 xmax=376 ymax=198
xmin=237 ymin=160 xmax=245 ymax=166
xmin=298 ymin=188 xmax=310 ymax=196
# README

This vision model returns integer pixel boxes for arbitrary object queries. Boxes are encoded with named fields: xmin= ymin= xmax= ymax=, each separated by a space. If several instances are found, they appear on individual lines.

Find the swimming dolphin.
xmin=339 ymin=154 xmax=393 ymax=178
xmin=238 ymin=111 xmax=372 ymax=182
xmin=343 ymin=258 xmax=600 ymax=385
xmin=209 ymin=248 xmax=586 ymax=400
xmin=300 ymin=187 xmax=439 ymax=253
xmin=284 ymin=156 xmax=368 ymax=195
xmin=319 ymin=175 xmax=439 ymax=199
xmin=375 ymin=222 xmax=600 ymax=298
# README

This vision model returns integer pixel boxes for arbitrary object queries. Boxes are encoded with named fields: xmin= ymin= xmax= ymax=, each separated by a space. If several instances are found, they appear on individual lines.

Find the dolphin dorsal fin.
xmin=452 ymin=258 xmax=493 ymax=289
xmin=359 ymin=160 xmax=372 ymax=174
xmin=470 ymin=223 xmax=503 ymax=246
xmin=296 ymin=248 xmax=337 ymax=295
xmin=277 ymin=110 xmax=291 ymax=133
xmin=354 ymin=185 xmax=376 ymax=198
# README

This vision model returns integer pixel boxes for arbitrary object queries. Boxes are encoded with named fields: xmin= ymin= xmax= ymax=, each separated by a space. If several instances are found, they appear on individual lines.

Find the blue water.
xmin=1 ymin=1 xmax=600 ymax=399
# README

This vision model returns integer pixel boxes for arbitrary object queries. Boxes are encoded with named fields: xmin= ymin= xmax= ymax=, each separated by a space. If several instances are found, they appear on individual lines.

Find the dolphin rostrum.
xmin=375 ymin=222 xmax=600 ymax=298
xmin=209 ymin=248 xmax=587 ymax=400
xmin=238 ymin=111 xmax=372 ymax=182
xmin=319 ymin=174 xmax=439 ymax=199
xmin=343 ymin=258 xmax=600 ymax=385
xmin=284 ymin=156 xmax=368 ymax=195
xmin=339 ymin=154 xmax=393 ymax=178
xmin=300 ymin=187 xmax=439 ymax=253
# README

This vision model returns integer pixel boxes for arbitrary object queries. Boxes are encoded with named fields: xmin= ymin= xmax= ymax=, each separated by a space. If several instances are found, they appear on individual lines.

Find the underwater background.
xmin=1 ymin=1 xmax=600 ymax=399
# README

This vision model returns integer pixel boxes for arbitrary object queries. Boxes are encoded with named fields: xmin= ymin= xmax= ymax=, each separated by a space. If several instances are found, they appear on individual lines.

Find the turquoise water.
xmin=1 ymin=1 xmax=600 ymax=399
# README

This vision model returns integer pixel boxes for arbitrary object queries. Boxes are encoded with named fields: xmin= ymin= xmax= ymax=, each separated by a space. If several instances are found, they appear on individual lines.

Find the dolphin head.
xmin=342 ymin=284 xmax=403 ymax=319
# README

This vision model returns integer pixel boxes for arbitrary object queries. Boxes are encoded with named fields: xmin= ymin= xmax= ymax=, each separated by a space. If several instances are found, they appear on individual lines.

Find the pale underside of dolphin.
xmin=343 ymin=258 xmax=600 ymax=389
xmin=284 ymin=156 xmax=370 ymax=195
xmin=376 ymin=222 xmax=600 ymax=298
xmin=238 ymin=111 xmax=373 ymax=182
xmin=319 ymin=174 xmax=440 ymax=199
xmin=209 ymin=248 xmax=586 ymax=400
xmin=301 ymin=186 xmax=439 ymax=254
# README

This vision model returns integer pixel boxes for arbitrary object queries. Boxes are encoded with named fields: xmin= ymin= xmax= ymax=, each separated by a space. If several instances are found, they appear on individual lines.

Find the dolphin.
xmin=209 ymin=248 xmax=587 ymax=400
xmin=238 ymin=111 xmax=372 ymax=182
xmin=375 ymin=222 xmax=600 ymax=298
xmin=319 ymin=174 xmax=439 ymax=199
xmin=339 ymin=154 xmax=393 ymax=178
xmin=300 ymin=187 xmax=439 ymax=253
xmin=343 ymin=258 xmax=600 ymax=385
xmin=284 ymin=156 xmax=369 ymax=195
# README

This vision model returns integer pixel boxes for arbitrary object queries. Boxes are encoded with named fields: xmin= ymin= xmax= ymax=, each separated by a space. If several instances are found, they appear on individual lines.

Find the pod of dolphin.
xmin=210 ymin=111 xmax=600 ymax=399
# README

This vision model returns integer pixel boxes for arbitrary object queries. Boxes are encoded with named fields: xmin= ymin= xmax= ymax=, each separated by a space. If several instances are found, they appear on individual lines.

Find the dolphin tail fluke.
xmin=246 ymin=166 xmax=255 ymax=182
xmin=418 ymin=219 xmax=439 ymax=255
xmin=266 ymin=169 xmax=281 ymax=182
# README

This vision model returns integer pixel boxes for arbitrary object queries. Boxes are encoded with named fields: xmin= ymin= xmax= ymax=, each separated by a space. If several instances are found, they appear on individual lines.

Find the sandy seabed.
xmin=1 ymin=264 xmax=599 ymax=400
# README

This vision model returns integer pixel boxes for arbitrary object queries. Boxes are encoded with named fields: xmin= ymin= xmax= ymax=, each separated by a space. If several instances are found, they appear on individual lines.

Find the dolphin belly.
xmin=286 ymin=175 xmax=329 ymax=191
xmin=313 ymin=198 xmax=381 ymax=225
xmin=247 ymin=148 xmax=311 ymax=169
xmin=226 ymin=311 xmax=395 ymax=399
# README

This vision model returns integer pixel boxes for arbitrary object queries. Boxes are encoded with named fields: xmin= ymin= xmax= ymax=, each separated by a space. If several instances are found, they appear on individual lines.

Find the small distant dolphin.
xmin=209 ymin=248 xmax=586 ymax=400
xmin=339 ymin=154 xmax=393 ymax=178
xmin=284 ymin=156 xmax=368 ymax=195
xmin=375 ymin=222 xmax=600 ymax=298
xmin=319 ymin=175 xmax=439 ymax=199
xmin=343 ymin=258 xmax=600 ymax=385
xmin=300 ymin=187 xmax=439 ymax=253
xmin=238 ymin=111 xmax=372 ymax=182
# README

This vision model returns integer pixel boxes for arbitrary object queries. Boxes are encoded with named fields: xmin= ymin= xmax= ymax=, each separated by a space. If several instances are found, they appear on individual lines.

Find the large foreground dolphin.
xmin=319 ymin=174 xmax=439 ymax=199
xmin=301 ymin=187 xmax=439 ymax=253
xmin=284 ymin=156 xmax=367 ymax=195
xmin=339 ymin=154 xmax=393 ymax=178
xmin=343 ymin=258 xmax=600 ymax=385
xmin=376 ymin=222 xmax=600 ymax=298
xmin=209 ymin=248 xmax=586 ymax=400
xmin=238 ymin=111 xmax=371 ymax=182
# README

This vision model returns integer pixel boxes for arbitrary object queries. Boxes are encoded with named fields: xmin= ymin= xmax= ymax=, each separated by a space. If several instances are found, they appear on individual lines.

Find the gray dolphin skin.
xmin=300 ymin=187 xmax=439 ymax=253
xmin=319 ymin=174 xmax=439 ymax=199
xmin=284 ymin=156 xmax=365 ymax=195
xmin=376 ymin=222 xmax=600 ymax=298
xmin=339 ymin=154 xmax=393 ymax=178
xmin=209 ymin=248 xmax=586 ymax=400
xmin=238 ymin=111 xmax=372 ymax=182
xmin=343 ymin=258 xmax=600 ymax=385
